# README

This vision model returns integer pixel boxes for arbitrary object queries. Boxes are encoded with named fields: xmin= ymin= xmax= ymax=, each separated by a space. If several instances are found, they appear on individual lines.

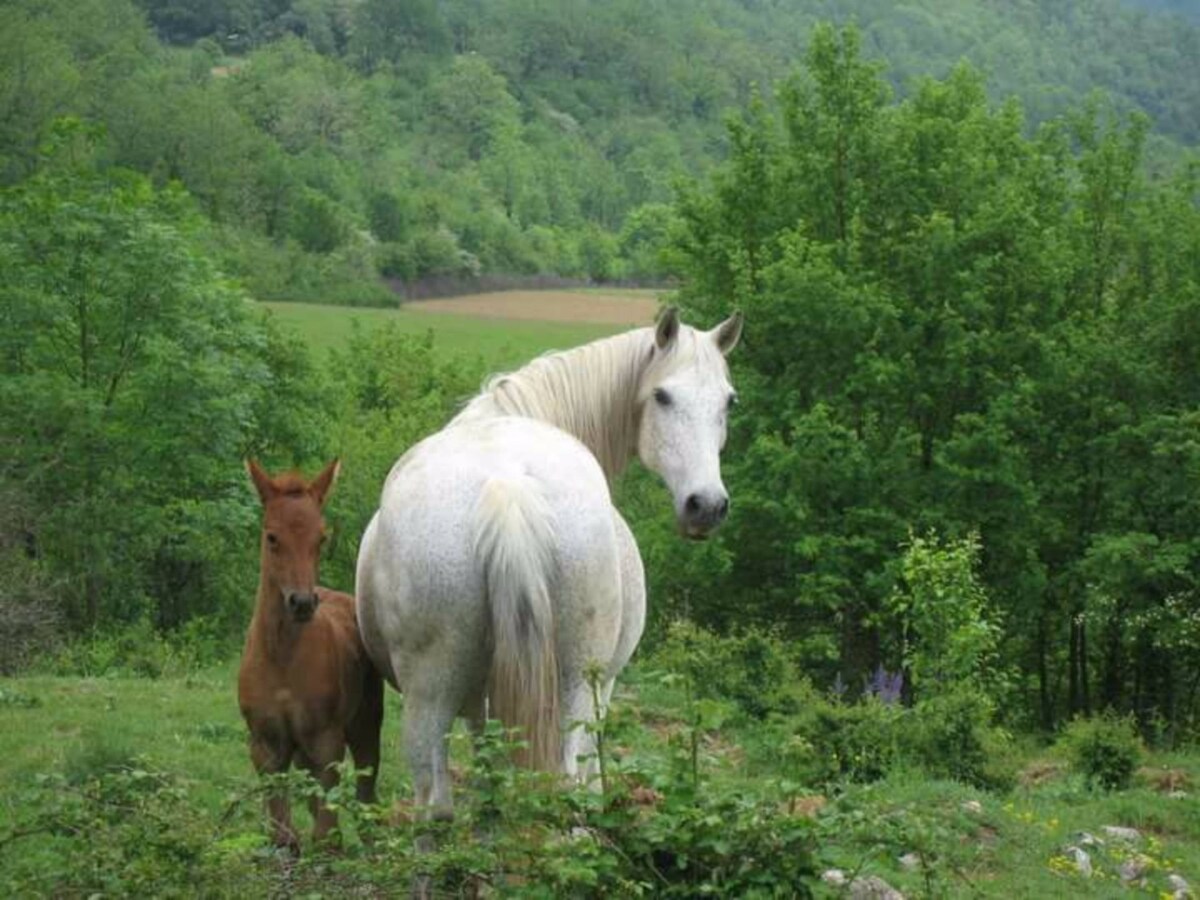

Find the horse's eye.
xmin=266 ymin=532 xmax=279 ymax=550
xmin=727 ymin=393 xmax=738 ymax=411
xmin=653 ymin=388 xmax=672 ymax=407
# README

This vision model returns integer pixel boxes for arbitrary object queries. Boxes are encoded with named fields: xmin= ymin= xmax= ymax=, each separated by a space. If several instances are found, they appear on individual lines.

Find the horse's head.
xmin=637 ymin=307 xmax=742 ymax=540
xmin=246 ymin=458 xmax=340 ymax=623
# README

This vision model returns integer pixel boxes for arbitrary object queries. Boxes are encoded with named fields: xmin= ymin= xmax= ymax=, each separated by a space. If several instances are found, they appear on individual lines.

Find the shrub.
xmin=652 ymin=620 xmax=805 ymax=719
xmin=1058 ymin=713 xmax=1145 ymax=790
xmin=795 ymin=696 xmax=905 ymax=784
xmin=909 ymin=689 xmax=1016 ymax=790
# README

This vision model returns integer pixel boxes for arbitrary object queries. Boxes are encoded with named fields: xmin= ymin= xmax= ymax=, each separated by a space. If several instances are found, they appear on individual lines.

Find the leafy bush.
xmin=793 ymin=696 xmax=905 ymax=785
xmin=652 ymin=620 xmax=805 ymax=719
xmin=1058 ymin=714 xmax=1145 ymax=790
xmin=0 ymin=758 xmax=245 ymax=897
xmin=909 ymin=690 xmax=1016 ymax=791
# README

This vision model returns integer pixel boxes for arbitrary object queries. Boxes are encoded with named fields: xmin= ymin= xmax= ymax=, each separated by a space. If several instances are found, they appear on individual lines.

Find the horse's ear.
xmin=310 ymin=458 xmax=341 ymax=507
xmin=246 ymin=459 xmax=275 ymax=505
xmin=655 ymin=306 xmax=680 ymax=350
xmin=712 ymin=311 xmax=743 ymax=356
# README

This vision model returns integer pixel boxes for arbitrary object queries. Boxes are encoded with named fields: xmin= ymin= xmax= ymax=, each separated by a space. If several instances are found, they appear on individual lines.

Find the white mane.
xmin=452 ymin=323 xmax=727 ymax=482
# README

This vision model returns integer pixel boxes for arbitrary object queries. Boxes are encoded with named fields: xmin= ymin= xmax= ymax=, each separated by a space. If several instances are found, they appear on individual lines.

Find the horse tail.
xmin=474 ymin=475 xmax=560 ymax=770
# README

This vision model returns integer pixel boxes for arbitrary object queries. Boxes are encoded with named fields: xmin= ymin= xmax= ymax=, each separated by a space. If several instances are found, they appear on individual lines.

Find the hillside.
xmin=1 ymin=0 xmax=1198 ymax=307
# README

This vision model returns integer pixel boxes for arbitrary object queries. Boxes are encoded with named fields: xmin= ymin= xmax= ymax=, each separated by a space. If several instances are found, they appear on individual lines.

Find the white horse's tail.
xmin=474 ymin=476 xmax=560 ymax=770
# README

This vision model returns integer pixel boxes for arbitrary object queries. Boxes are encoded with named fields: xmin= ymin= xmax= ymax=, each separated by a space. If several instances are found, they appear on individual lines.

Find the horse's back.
xmin=358 ymin=416 xmax=625 ymax=689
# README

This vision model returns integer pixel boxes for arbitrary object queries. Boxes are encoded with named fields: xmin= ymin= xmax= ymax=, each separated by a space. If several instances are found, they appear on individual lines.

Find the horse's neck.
xmin=454 ymin=328 xmax=652 ymax=481
xmin=250 ymin=578 xmax=300 ymax=665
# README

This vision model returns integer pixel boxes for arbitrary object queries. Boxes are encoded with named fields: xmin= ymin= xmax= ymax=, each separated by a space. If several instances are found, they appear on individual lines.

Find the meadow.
xmin=260 ymin=290 xmax=657 ymax=366
xmin=2 ymin=654 xmax=1198 ymax=897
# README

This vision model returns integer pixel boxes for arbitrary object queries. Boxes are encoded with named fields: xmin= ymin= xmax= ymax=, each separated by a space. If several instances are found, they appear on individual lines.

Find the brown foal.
xmin=239 ymin=459 xmax=383 ymax=850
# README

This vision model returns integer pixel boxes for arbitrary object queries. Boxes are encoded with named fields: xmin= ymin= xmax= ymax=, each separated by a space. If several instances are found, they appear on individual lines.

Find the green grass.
xmin=2 ymin=666 xmax=1197 ymax=896
xmin=259 ymin=300 xmax=623 ymax=369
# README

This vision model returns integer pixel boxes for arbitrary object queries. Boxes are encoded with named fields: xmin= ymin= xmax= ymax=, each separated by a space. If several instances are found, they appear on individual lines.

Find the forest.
xmin=2 ymin=0 xmax=1200 ymax=895
xmin=3 ymin=0 xmax=1200 ymax=304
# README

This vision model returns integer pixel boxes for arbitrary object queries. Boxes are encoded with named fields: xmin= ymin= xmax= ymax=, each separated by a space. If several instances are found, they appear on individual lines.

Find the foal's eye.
xmin=653 ymin=388 xmax=672 ymax=407
xmin=727 ymin=393 xmax=738 ymax=411
xmin=266 ymin=532 xmax=278 ymax=550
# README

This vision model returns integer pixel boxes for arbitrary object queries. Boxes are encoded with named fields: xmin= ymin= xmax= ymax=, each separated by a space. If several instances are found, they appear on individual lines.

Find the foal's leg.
xmin=299 ymin=729 xmax=347 ymax=844
xmin=347 ymin=672 xmax=384 ymax=804
xmin=250 ymin=734 xmax=298 ymax=851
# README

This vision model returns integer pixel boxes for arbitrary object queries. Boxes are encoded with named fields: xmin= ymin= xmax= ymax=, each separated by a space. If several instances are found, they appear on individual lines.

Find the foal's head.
xmin=246 ymin=459 xmax=340 ymax=623
xmin=637 ymin=307 xmax=743 ymax=540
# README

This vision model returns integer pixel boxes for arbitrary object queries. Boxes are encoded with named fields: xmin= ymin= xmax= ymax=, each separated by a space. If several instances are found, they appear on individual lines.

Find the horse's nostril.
xmin=716 ymin=497 xmax=729 ymax=519
xmin=685 ymin=494 xmax=701 ymax=514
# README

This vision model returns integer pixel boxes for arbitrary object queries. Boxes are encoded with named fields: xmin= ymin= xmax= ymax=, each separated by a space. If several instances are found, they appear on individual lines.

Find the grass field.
xmin=260 ymin=294 xmax=653 ymax=369
xmin=2 ymin=665 xmax=1197 ymax=897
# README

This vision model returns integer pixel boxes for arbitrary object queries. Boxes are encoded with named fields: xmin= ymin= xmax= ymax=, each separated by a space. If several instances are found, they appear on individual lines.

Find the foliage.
xmin=3 ymin=0 xmax=1199 ymax=305
xmin=0 ymin=130 xmax=287 ymax=635
xmin=652 ymin=619 xmax=805 ymax=720
xmin=888 ymin=531 xmax=1006 ymax=699
xmin=1058 ymin=714 xmax=1146 ymax=791
xmin=670 ymin=22 xmax=1200 ymax=736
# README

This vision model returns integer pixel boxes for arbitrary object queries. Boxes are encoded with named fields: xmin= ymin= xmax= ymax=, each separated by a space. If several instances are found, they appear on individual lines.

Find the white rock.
xmin=821 ymin=869 xmax=847 ymax=887
xmin=898 ymin=852 xmax=921 ymax=871
xmin=960 ymin=799 xmax=983 ymax=815
xmin=1064 ymin=846 xmax=1093 ymax=877
xmin=1118 ymin=854 xmax=1150 ymax=883
xmin=1102 ymin=825 xmax=1142 ymax=842
xmin=1168 ymin=790 xmax=1189 ymax=800
xmin=1167 ymin=873 xmax=1190 ymax=897
xmin=848 ymin=875 xmax=905 ymax=900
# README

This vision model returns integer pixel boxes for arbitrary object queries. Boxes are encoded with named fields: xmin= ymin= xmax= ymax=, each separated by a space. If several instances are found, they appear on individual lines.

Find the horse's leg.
xmin=250 ymin=733 xmax=298 ymax=852
xmin=559 ymin=677 xmax=600 ymax=784
xmin=299 ymin=729 xmax=346 ymax=844
xmin=347 ymin=671 xmax=384 ymax=804
xmin=404 ymin=689 xmax=459 ymax=821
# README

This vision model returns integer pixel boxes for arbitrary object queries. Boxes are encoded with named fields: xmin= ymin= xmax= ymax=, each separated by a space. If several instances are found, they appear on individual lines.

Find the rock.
xmin=1102 ymin=825 xmax=1142 ymax=842
xmin=898 ymin=852 xmax=921 ymax=871
xmin=961 ymin=799 xmax=983 ymax=815
xmin=1118 ymin=854 xmax=1150 ymax=883
xmin=821 ymin=869 xmax=847 ymax=887
xmin=1168 ymin=790 xmax=1189 ymax=800
xmin=1064 ymin=846 xmax=1093 ymax=877
xmin=1167 ymin=873 xmax=1190 ymax=898
xmin=848 ymin=875 xmax=905 ymax=900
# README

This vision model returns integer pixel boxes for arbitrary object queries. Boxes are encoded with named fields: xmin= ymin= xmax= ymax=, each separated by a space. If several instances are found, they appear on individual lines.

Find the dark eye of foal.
xmin=727 ymin=393 xmax=738 ymax=411
xmin=266 ymin=532 xmax=278 ymax=549
xmin=653 ymin=388 xmax=672 ymax=407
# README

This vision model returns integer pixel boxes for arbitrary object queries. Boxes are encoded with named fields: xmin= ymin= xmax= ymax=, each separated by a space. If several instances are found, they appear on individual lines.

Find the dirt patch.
xmin=406 ymin=290 xmax=661 ymax=326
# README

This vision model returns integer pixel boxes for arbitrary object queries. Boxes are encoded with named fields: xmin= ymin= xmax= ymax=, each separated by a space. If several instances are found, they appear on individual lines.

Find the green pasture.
xmin=2 ymin=667 xmax=1197 ymax=897
xmin=259 ymin=300 xmax=626 ymax=369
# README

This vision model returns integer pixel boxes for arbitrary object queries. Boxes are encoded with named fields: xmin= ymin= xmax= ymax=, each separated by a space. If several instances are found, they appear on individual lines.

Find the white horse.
xmin=355 ymin=307 xmax=742 ymax=816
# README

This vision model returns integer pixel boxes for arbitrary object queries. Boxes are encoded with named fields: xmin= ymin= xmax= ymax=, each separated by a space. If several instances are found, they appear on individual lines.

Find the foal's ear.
xmin=246 ymin=459 xmax=275 ymax=505
xmin=655 ymin=306 xmax=681 ymax=351
xmin=309 ymin=458 xmax=341 ymax=507
xmin=712 ymin=311 xmax=743 ymax=356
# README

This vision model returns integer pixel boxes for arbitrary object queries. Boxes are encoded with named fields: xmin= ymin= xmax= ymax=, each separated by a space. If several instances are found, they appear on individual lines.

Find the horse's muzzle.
xmin=680 ymin=490 xmax=729 ymax=539
xmin=287 ymin=591 xmax=319 ymax=622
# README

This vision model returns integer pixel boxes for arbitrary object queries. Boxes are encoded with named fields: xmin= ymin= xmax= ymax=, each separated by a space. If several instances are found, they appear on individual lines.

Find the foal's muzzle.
xmin=287 ymin=591 xmax=318 ymax=622
xmin=680 ymin=490 xmax=729 ymax=539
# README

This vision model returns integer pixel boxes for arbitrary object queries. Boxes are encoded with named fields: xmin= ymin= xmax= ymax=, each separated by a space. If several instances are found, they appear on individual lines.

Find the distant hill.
xmin=3 ymin=0 xmax=1196 ymax=303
